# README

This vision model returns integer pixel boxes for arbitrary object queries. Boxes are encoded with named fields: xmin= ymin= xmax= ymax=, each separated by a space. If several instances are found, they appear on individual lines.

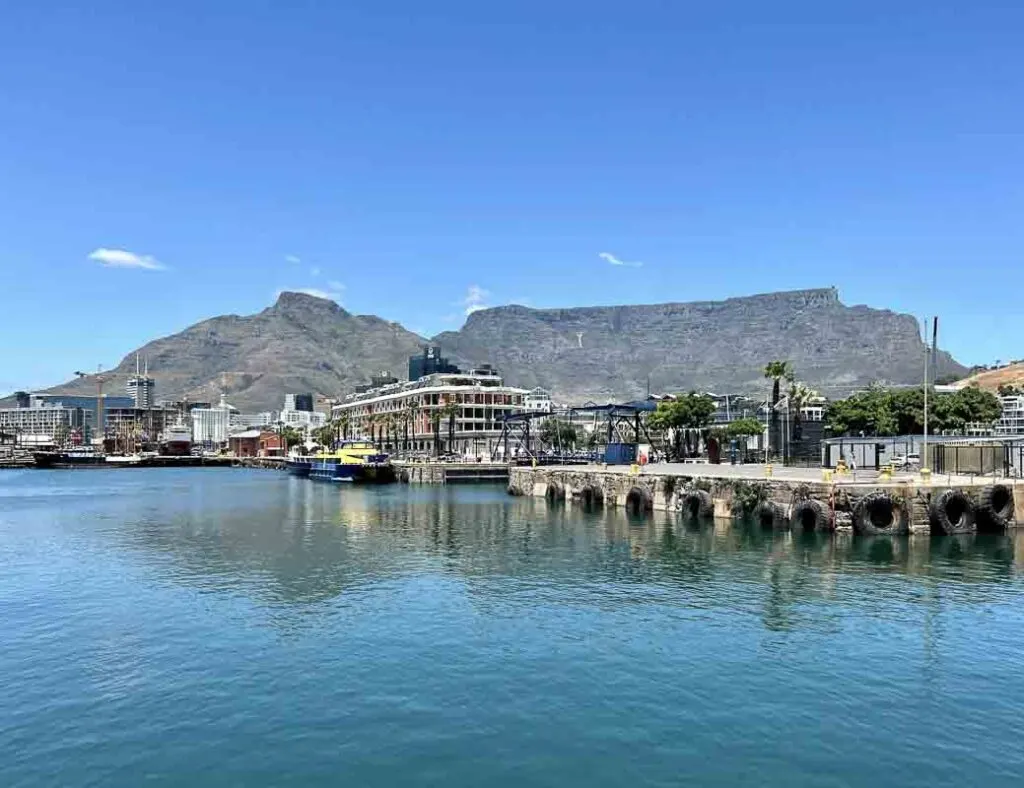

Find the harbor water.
xmin=3 ymin=468 xmax=1024 ymax=787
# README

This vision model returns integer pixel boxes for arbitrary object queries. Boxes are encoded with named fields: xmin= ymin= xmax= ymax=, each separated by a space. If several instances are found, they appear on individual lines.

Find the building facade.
xmin=0 ymin=405 xmax=83 ymax=445
xmin=333 ymin=369 xmax=528 ymax=457
xmin=408 ymin=346 xmax=460 ymax=381
xmin=191 ymin=396 xmax=237 ymax=445
xmin=523 ymin=388 xmax=554 ymax=413
xmin=996 ymin=395 xmax=1024 ymax=436
xmin=126 ymin=375 xmax=155 ymax=409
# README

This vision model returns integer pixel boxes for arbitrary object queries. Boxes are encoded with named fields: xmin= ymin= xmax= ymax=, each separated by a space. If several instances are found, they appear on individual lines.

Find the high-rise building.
xmin=126 ymin=376 xmax=155 ymax=408
xmin=126 ymin=355 xmax=156 ymax=408
xmin=293 ymin=393 xmax=314 ymax=412
xmin=409 ymin=346 xmax=460 ymax=381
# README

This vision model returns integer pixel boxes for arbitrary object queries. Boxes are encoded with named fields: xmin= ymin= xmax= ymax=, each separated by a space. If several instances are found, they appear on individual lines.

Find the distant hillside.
xmin=34 ymin=292 xmax=426 ymax=412
xmin=14 ymin=287 xmax=968 ymax=411
xmin=434 ymin=288 xmax=967 ymax=402
xmin=954 ymin=362 xmax=1024 ymax=393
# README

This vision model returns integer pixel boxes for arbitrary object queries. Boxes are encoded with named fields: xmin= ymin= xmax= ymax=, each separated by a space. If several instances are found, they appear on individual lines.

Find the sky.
xmin=1 ymin=0 xmax=1022 ymax=392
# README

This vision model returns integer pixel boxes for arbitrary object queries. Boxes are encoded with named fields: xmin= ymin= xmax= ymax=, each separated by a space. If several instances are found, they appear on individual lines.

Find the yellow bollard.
xmin=920 ymin=467 xmax=932 ymax=483
xmin=765 ymin=463 xmax=773 ymax=477
xmin=630 ymin=463 xmax=640 ymax=476
xmin=822 ymin=469 xmax=832 ymax=483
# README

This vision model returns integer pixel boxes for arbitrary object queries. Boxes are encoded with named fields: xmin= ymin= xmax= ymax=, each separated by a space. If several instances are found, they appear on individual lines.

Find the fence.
xmin=932 ymin=443 xmax=1024 ymax=479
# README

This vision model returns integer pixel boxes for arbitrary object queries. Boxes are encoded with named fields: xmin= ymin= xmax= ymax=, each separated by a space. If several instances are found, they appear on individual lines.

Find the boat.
xmin=33 ymin=447 xmax=108 ymax=469
xmin=106 ymin=454 xmax=144 ymax=467
xmin=285 ymin=454 xmax=313 ymax=477
xmin=308 ymin=441 xmax=395 ymax=483
xmin=159 ymin=416 xmax=193 ymax=457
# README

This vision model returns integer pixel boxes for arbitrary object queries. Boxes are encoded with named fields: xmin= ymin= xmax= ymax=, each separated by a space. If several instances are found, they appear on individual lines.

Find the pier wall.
xmin=508 ymin=466 xmax=1024 ymax=533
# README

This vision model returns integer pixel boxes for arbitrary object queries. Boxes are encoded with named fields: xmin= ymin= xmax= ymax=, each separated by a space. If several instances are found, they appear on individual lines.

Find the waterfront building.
xmin=25 ymin=394 xmax=135 ymax=438
xmin=333 ymin=368 xmax=528 ymax=457
xmin=0 ymin=405 xmax=84 ymax=446
xmin=191 ymin=396 xmax=237 ymax=445
xmin=408 ymin=346 xmax=461 ymax=381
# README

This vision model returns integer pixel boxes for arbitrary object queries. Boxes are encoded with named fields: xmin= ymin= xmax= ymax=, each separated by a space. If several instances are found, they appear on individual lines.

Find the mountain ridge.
xmin=10 ymin=288 xmax=967 ymax=411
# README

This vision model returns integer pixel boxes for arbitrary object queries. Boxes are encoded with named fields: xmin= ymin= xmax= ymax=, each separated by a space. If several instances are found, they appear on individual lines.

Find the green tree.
xmin=540 ymin=419 xmax=579 ymax=449
xmin=648 ymin=392 xmax=716 ymax=458
xmin=787 ymin=380 xmax=819 ymax=440
xmin=726 ymin=418 xmax=765 ymax=438
xmin=280 ymin=426 xmax=302 ymax=450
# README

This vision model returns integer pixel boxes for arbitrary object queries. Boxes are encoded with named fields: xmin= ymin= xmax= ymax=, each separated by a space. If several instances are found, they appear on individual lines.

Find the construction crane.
xmin=74 ymin=366 xmax=116 ymax=445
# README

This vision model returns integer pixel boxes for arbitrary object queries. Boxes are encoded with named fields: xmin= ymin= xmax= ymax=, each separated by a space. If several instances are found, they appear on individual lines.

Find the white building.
xmin=191 ymin=396 xmax=237 ymax=445
xmin=232 ymin=411 xmax=277 ymax=429
xmin=0 ymin=405 xmax=81 ymax=445
xmin=279 ymin=409 xmax=327 ymax=431
xmin=523 ymin=388 xmax=554 ymax=413
xmin=333 ymin=368 xmax=528 ymax=457
xmin=995 ymin=395 xmax=1024 ymax=436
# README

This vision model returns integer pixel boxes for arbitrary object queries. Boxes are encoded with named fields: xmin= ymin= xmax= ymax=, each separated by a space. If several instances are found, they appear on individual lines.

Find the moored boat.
xmin=285 ymin=455 xmax=313 ymax=477
xmin=33 ymin=448 xmax=108 ymax=469
xmin=308 ymin=441 xmax=395 ymax=483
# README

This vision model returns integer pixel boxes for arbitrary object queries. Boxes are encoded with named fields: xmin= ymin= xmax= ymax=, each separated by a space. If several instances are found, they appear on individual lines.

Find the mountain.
xmin=953 ymin=362 xmax=1024 ymax=393
xmin=434 ymin=288 xmax=967 ymax=403
xmin=20 ymin=287 xmax=967 ymax=411
xmin=36 ymin=292 xmax=426 ymax=412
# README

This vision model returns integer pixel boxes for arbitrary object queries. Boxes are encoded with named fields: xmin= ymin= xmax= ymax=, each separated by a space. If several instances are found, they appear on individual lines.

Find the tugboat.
xmin=308 ymin=441 xmax=395 ymax=483
xmin=285 ymin=453 xmax=313 ymax=477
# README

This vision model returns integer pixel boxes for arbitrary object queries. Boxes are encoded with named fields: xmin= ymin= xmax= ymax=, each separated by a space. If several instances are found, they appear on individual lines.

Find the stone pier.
xmin=508 ymin=463 xmax=1024 ymax=533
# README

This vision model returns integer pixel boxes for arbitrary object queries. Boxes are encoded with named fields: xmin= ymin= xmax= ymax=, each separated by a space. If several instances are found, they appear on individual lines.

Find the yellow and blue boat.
xmin=308 ymin=441 xmax=395 ymax=484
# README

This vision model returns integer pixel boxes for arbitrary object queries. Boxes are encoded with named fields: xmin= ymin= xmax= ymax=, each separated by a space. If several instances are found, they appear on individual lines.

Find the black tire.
xmin=978 ymin=484 xmax=1015 ymax=532
xmin=681 ymin=490 xmax=713 ymax=519
xmin=852 ymin=492 xmax=909 ymax=536
xmin=579 ymin=485 xmax=604 ymax=509
xmin=625 ymin=487 xmax=653 ymax=515
xmin=929 ymin=489 xmax=976 ymax=535
xmin=545 ymin=482 xmax=565 ymax=502
xmin=791 ymin=499 xmax=829 ymax=532
xmin=753 ymin=501 xmax=785 ymax=529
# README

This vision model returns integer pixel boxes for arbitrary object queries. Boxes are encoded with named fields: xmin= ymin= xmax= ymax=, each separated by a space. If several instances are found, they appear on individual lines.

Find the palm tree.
xmin=439 ymin=400 xmax=461 ymax=456
xmin=365 ymin=412 xmax=378 ymax=446
xmin=337 ymin=413 xmax=351 ymax=442
xmin=405 ymin=400 xmax=421 ymax=452
xmin=764 ymin=361 xmax=794 ymax=457
xmin=431 ymin=408 xmax=442 ymax=457
xmin=787 ymin=381 xmax=819 ymax=441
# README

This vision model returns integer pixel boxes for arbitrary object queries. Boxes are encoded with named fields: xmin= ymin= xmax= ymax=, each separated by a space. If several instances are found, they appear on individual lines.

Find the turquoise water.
xmin=2 ymin=469 xmax=1024 ymax=787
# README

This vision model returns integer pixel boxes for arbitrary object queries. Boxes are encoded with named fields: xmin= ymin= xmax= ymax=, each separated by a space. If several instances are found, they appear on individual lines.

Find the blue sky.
xmin=1 ymin=1 xmax=1022 ymax=391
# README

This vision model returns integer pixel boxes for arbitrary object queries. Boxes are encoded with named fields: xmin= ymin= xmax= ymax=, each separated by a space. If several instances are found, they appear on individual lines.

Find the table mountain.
xmin=26 ymin=287 xmax=966 ymax=411
xmin=434 ymin=288 xmax=966 ymax=403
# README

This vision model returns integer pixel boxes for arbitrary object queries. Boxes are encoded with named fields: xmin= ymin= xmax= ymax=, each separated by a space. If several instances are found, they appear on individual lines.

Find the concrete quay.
xmin=508 ymin=463 xmax=1024 ymax=534
xmin=396 ymin=461 xmax=510 ymax=484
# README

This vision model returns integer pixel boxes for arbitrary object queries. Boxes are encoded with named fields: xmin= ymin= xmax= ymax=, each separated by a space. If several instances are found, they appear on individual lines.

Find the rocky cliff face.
xmin=434 ymin=288 xmax=966 ymax=402
xmin=31 ymin=288 xmax=966 ymax=411
xmin=43 ymin=292 xmax=426 ymax=412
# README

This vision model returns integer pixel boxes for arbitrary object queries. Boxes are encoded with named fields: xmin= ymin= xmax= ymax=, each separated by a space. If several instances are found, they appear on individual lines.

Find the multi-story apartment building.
xmin=523 ymin=388 xmax=554 ymax=413
xmin=333 ymin=368 xmax=528 ymax=456
xmin=0 ymin=405 xmax=84 ymax=445
xmin=995 ymin=395 xmax=1024 ymax=436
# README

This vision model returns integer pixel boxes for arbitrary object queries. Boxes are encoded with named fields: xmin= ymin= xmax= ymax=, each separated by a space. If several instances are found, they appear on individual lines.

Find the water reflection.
xmin=103 ymin=474 xmax=1024 ymax=630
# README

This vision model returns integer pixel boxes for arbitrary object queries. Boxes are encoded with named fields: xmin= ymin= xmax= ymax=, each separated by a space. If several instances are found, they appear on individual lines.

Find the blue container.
xmin=604 ymin=443 xmax=638 ymax=465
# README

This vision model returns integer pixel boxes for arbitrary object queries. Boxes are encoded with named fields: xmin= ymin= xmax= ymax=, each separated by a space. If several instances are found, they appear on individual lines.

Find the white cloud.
xmin=285 ymin=255 xmax=301 ymax=264
xmin=310 ymin=266 xmax=321 ymax=277
xmin=599 ymin=251 xmax=643 ymax=268
xmin=327 ymin=280 xmax=345 ymax=292
xmin=462 ymin=284 xmax=490 ymax=315
xmin=89 ymin=247 xmax=166 ymax=271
